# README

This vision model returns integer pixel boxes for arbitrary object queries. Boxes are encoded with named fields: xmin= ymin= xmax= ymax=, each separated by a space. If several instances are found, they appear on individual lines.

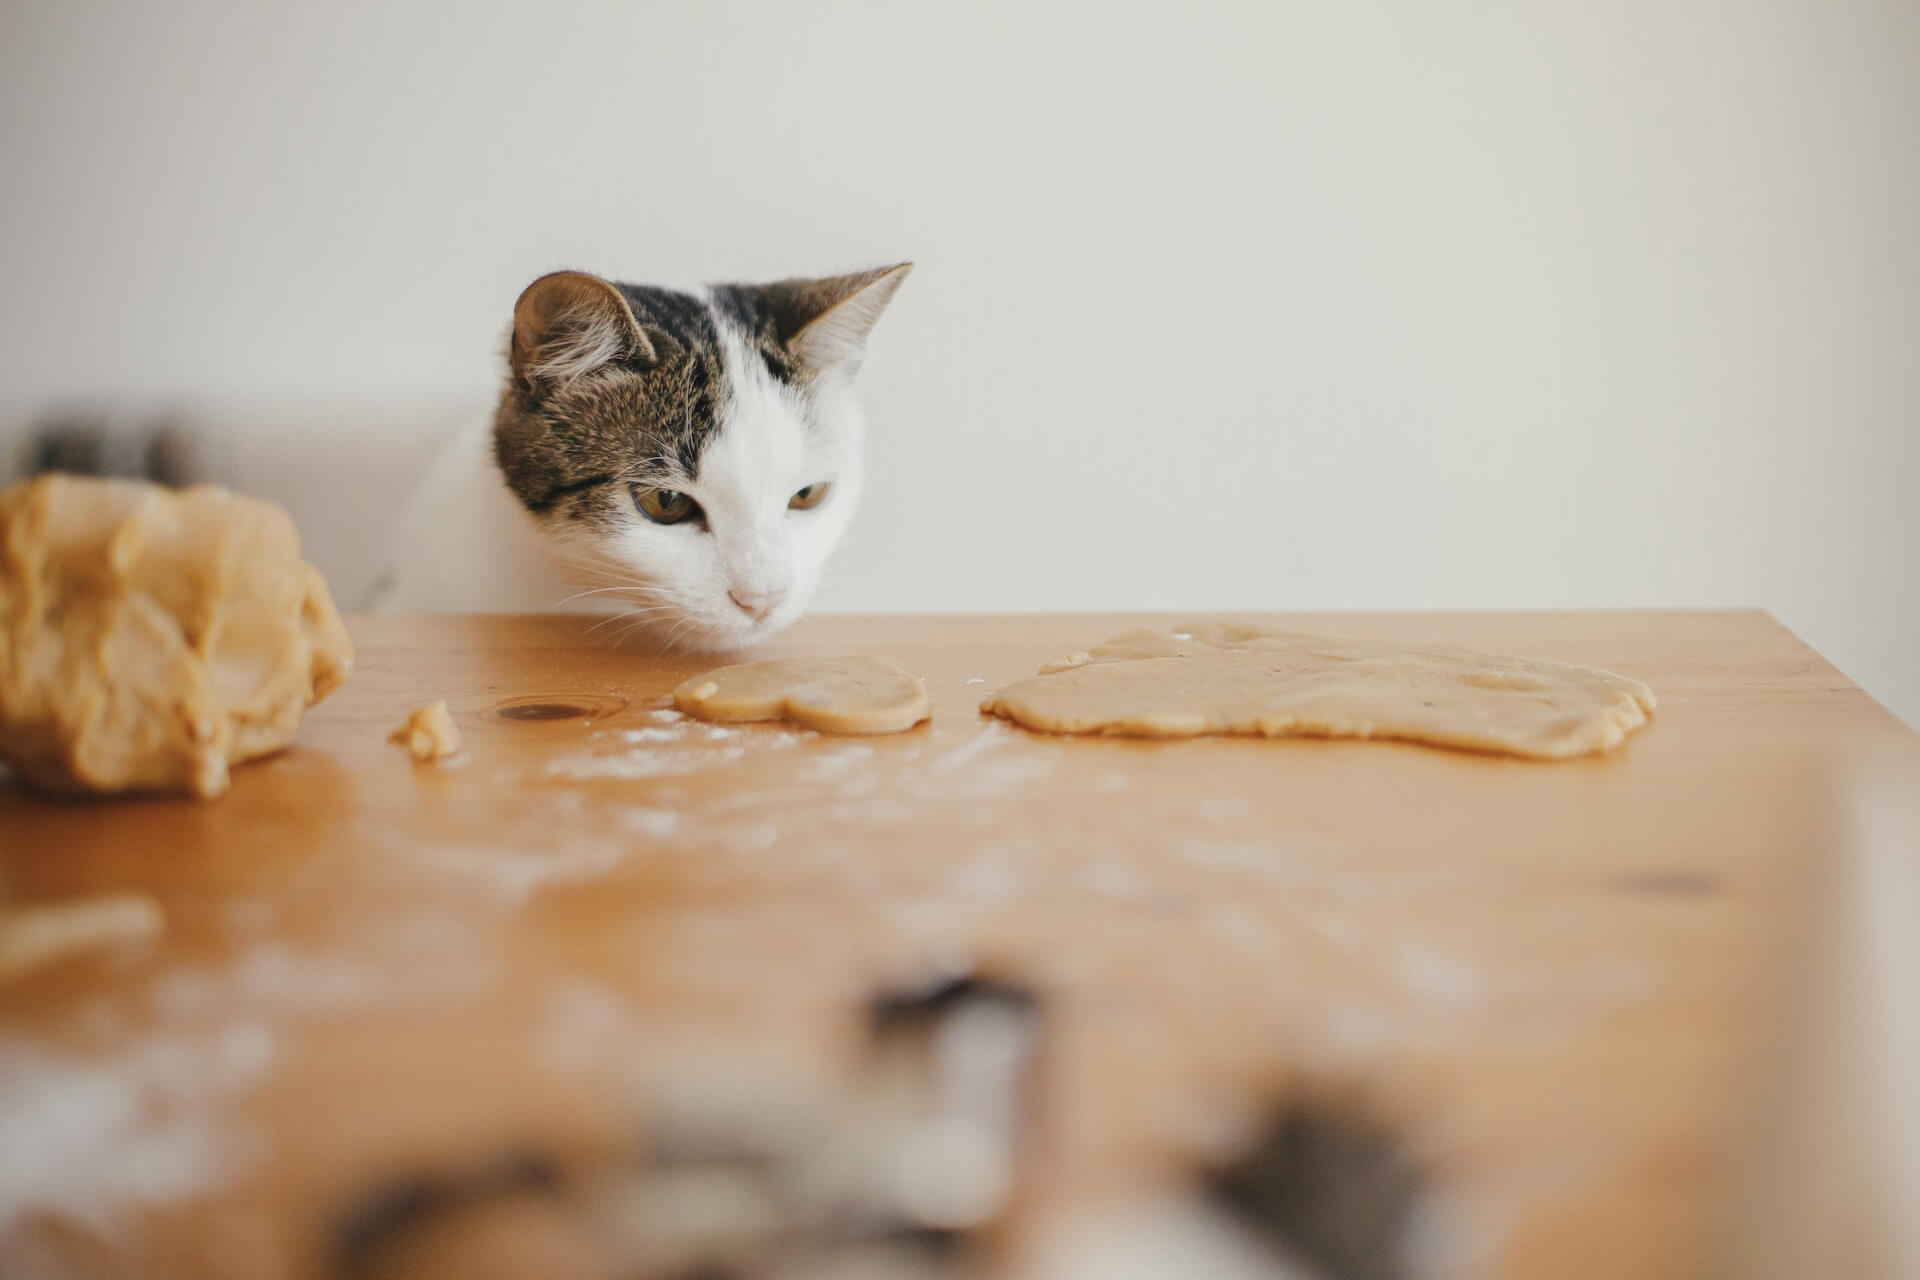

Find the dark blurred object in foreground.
xmin=1207 ymin=1098 xmax=1419 ymax=1280
xmin=331 ymin=974 xmax=1044 ymax=1280
xmin=18 ymin=408 xmax=202 ymax=487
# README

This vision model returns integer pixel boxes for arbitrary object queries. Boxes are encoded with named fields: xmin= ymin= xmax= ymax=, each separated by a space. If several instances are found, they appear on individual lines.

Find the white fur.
xmin=380 ymin=290 xmax=867 ymax=653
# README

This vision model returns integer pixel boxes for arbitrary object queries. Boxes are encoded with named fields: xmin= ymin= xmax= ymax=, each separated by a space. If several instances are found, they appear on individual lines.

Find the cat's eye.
xmin=633 ymin=486 xmax=701 ymax=525
xmin=788 ymin=482 xmax=832 ymax=511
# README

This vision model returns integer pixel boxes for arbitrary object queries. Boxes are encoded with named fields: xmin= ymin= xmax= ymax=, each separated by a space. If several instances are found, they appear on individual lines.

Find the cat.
xmin=378 ymin=263 xmax=911 ymax=651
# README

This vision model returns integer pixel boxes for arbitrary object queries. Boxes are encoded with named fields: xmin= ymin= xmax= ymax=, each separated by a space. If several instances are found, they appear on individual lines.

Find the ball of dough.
xmin=0 ymin=475 xmax=353 ymax=798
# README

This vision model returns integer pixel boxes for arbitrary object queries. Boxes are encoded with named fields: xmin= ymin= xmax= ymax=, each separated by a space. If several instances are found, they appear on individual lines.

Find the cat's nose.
xmin=729 ymin=586 xmax=785 ymax=621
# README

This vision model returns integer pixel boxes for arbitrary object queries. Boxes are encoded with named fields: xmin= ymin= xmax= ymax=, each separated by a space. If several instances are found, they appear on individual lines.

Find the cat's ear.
xmin=510 ymin=271 xmax=655 ymax=389
xmin=761 ymin=263 xmax=912 ymax=375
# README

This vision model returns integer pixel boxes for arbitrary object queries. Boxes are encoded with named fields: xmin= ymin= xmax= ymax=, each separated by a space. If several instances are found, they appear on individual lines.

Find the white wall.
xmin=3 ymin=0 xmax=1916 ymax=725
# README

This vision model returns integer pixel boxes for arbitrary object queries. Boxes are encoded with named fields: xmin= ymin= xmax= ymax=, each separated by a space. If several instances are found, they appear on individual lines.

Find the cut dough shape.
xmin=982 ymin=624 xmax=1654 ymax=759
xmin=0 ymin=894 xmax=164 ymax=980
xmin=390 ymin=699 xmax=462 ymax=761
xmin=673 ymin=656 xmax=930 ymax=735
xmin=0 ymin=475 xmax=353 ymax=798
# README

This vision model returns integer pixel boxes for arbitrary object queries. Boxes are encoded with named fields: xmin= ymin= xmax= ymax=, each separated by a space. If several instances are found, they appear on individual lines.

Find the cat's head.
xmin=492 ymin=263 xmax=910 ymax=651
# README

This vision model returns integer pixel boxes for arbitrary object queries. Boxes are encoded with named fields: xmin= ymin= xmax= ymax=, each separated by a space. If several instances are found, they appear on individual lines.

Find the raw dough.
xmin=0 ymin=894 xmax=164 ymax=980
xmin=982 ymin=624 xmax=1655 ymax=759
xmin=390 ymin=699 xmax=462 ymax=760
xmin=673 ymin=656 xmax=930 ymax=735
xmin=0 ymin=475 xmax=353 ymax=798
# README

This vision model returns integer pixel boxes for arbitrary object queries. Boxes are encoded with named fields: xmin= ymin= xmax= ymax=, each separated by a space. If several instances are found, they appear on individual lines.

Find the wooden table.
xmin=3 ymin=611 xmax=1916 ymax=1279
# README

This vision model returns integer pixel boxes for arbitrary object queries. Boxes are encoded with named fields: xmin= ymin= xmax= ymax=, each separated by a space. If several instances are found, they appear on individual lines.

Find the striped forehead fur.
xmin=492 ymin=281 xmax=729 ymax=524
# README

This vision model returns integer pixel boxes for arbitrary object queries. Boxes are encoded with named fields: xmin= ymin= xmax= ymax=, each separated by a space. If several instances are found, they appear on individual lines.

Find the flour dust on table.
xmin=379 ymin=264 xmax=911 ymax=651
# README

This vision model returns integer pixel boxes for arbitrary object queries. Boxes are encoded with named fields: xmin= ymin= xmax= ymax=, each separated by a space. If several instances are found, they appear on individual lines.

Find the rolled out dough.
xmin=0 ymin=475 xmax=353 ymax=798
xmin=390 ymin=699 xmax=462 ymax=761
xmin=982 ymin=624 xmax=1655 ymax=759
xmin=673 ymin=656 xmax=931 ymax=735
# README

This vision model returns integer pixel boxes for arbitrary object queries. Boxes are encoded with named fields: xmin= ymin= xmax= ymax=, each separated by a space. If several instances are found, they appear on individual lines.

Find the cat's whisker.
xmin=583 ymin=603 xmax=683 ymax=639
xmin=581 ymin=590 xmax=703 ymax=651
xmin=606 ymin=603 xmax=672 ymax=643
xmin=583 ymin=614 xmax=633 ymax=639
xmin=619 ymin=612 xmax=691 ymax=653
xmin=659 ymin=616 xmax=704 ymax=656
xmin=605 ymin=615 xmax=648 ymax=648
xmin=550 ymin=584 xmax=664 ymax=609
xmin=555 ymin=591 xmax=657 ymax=614
xmin=560 ymin=579 xmax=648 ymax=602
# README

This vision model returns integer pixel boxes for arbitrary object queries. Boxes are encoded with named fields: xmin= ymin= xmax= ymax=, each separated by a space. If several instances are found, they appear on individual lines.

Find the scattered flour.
xmin=725 ymin=822 xmax=780 ymax=855
xmin=1193 ymin=796 xmax=1246 ymax=824
xmin=231 ymin=944 xmax=387 ymax=1010
xmin=762 ymin=728 xmax=820 ymax=749
xmin=881 ymin=899 xmax=975 ymax=953
xmin=546 ymin=744 xmax=746 ymax=781
xmin=0 ymin=1022 xmax=274 ymax=1236
xmin=945 ymin=852 xmax=1025 ymax=903
xmin=798 ymin=743 xmax=876 ymax=781
xmin=1323 ymin=1001 xmax=1395 ymax=1055
xmin=834 ymin=775 xmax=880 ymax=800
xmin=932 ymin=723 xmax=1013 ymax=772
xmin=1307 ymin=912 xmax=1360 ymax=950
xmin=1392 ymin=939 xmax=1485 ymax=1010
xmin=1175 ymin=839 xmax=1307 ymax=885
xmin=220 ymin=899 xmax=275 ymax=938
xmin=823 ymin=799 xmax=916 ymax=828
xmin=152 ymin=945 xmax=382 ymax=1021
xmin=614 ymin=726 xmax=684 ymax=745
xmin=1022 ymin=1193 xmax=1306 ymax=1280
xmin=0 ymin=915 xmax=545 ymax=1238
xmin=1202 ymin=905 xmax=1270 ymax=953
xmin=414 ymin=841 xmax=626 ymax=905
xmin=618 ymin=807 xmax=681 ymax=838
xmin=534 ymin=979 xmax=636 ymax=1076
xmin=1075 ymin=858 xmax=1147 ymax=900
xmin=965 ymin=752 xmax=1057 ymax=794
xmin=151 ymin=932 xmax=491 ymax=1025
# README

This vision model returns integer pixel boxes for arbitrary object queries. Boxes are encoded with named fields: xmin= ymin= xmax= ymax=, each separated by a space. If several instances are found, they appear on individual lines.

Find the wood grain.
xmin=2 ymin=610 xmax=1915 ymax=1279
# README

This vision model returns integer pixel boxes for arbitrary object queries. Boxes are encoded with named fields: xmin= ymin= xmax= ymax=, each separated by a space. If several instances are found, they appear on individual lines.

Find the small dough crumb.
xmin=983 ymin=624 xmax=1655 ymax=760
xmin=0 ymin=894 xmax=165 ymax=980
xmin=389 ymin=700 xmax=462 ymax=761
xmin=0 ymin=475 xmax=352 ymax=798
xmin=674 ymin=656 xmax=930 ymax=735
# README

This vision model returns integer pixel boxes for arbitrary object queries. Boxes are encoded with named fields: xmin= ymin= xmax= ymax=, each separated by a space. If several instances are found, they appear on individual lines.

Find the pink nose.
xmin=729 ymin=587 xmax=785 ymax=621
